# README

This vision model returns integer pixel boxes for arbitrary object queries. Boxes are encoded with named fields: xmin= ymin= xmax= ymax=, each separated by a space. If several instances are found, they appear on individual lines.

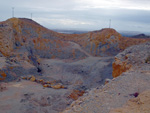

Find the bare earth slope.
xmin=63 ymin=42 xmax=150 ymax=113
xmin=110 ymin=90 xmax=150 ymax=113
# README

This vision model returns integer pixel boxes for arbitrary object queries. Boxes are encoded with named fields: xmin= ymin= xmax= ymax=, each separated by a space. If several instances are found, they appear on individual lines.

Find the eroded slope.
xmin=63 ymin=42 xmax=150 ymax=113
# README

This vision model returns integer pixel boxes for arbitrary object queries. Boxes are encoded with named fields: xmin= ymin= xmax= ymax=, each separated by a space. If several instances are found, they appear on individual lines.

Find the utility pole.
xmin=12 ymin=7 xmax=15 ymax=17
xmin=109 ymin=19 xmax=111 ymax=28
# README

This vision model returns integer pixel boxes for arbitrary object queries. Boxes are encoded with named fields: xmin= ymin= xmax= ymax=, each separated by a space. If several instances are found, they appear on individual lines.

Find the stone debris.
xmin=21 ymin=76 xmax=65 ymax=89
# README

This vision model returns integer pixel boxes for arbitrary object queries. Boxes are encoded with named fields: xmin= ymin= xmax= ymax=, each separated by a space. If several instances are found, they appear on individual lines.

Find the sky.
xmin=0 ymin=0 xmax=150 ymax=33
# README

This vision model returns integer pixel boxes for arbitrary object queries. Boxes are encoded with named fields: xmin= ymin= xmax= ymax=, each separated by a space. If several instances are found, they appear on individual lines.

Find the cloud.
xmin=36 ymin=18 xmax=93 ymax=25
xmin=0 ymin=0 xmax=150 ymax=33
xmin=34 ymin=17 xmax=94 ymax=29
xmin=75 ymin=0 xmax=150 ymax=10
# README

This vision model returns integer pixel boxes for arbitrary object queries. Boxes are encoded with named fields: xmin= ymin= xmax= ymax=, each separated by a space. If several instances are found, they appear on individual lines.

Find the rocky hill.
xmin=0 ymin=18 xmax=148 ymax=59
xmin=0 ymin=18 xmax=150 ymax=113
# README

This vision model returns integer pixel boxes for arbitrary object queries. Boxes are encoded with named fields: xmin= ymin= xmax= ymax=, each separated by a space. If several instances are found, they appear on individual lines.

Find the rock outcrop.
xmin=113 ymin=42 xmax=150 ymax=77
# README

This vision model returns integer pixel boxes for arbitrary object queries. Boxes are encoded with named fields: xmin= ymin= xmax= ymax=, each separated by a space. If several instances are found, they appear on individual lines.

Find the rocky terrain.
xmin=0 ymin=18 xmax=150 ymax=113
xmin=63 ymin=42 xmax=150 ymax=113
xmin=0 ymin=17 xmax=149 ymax=82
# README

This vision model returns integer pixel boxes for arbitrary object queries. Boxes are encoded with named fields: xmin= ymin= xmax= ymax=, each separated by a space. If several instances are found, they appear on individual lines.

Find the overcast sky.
xmin=0 ymin=0 xmax=150 ymax=33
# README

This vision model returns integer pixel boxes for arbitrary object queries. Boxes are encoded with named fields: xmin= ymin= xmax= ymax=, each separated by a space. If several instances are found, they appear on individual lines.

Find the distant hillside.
xmin=132 ymin=34 xmax=150 ymax=39
xmin=59 ymin=28 xmax=149 ymax=56
xmin=119 ymin=31 xmax=142 ymax=37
